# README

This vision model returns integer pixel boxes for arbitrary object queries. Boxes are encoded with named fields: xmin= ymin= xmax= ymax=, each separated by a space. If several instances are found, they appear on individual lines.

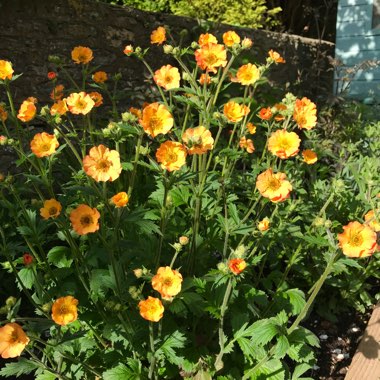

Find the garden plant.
xmin=0 ymin=26 xmax=379 ymax=379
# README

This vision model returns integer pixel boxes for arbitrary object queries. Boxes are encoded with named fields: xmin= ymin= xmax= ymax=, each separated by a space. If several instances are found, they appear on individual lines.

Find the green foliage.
xmin=102 ymin=0 xmax=282 ymax=29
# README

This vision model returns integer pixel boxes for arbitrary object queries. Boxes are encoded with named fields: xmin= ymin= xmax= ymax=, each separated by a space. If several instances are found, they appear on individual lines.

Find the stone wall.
xmin=0 ymin=0 xmax=335 ymax=107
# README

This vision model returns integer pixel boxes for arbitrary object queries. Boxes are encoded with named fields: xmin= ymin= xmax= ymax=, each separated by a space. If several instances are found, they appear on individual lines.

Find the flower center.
xmin=80 ymin=215 xmax=93 ymax=226
xmin=97 ymin=159 xmax=111 ymax=171
xmin=167 ymin=152 xmax=178 ymax=162
xmin=349 ymin=233 xmax=363 ymax=247
xmin=10 ymin=331 xmax=19 ymax=343
xmin=165 ymin=75 xmax=173 ymax=83
xmin=267 ymin=178 xmax=281 ymax=191
xmin=41 ymin=144 xmax=51 ymax=152
xmin=149 ymin=116 xmax=162 ymax=131
xmin=76 ymin=100 xmax=87 ymax=109
xmin=59 ymin=305 xmax=69 ymax=315
xmin=49 ymin=207 xmax=57 ymax=215
xmin=205 ymin=53 xmax=218 ymax=66
xmin=163 ymin=277 xmax=173 ymax=287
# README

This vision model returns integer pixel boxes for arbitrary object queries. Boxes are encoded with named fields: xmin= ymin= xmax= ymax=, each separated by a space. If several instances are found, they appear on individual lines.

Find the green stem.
xmin=148 ymin=322 xmax=157 ymax=380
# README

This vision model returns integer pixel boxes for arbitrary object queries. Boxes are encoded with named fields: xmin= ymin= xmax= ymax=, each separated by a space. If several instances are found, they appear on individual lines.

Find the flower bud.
xmin=241 ymin=37 xmax=253 ymax=49
xmin=48 ymin=55 xmax=62 ymax=65
xmin=23 ymin=253 xmax=33 ymax=266
xmin=191 ymin=41 xmax=199 ymax=49
xmin=0 ymin=135 xmax=8 ymax=145
xmin=5 ymin=296 xmax=17 ymax=308
xmin=42 ymin=302 xmax=52 ymax=312
xmin=314 ymin=217 xmax=325 ymax=227
xmin=182 ymin=72 xmax=191 ymax=82
xmin=134 ymin=268 xmax=143 ymax=278
xmin=179 ymin=236 xmax=189 ymax=245
xmin=172 ymin=47 xmax=180 ymax=56
xmin=47 ymin=71 xmax=57 ymax=80
xmin=233 ymin=245 xmax=246 ymax=258
xmin=217 ymin=262 xmax=228 ymax=273
xmin=324 ymin=219 xmax=332 ymax=228
xmin=121 ymin=111 xmax=137 ymax=123
xmin=173 ymin=243 xmax=182 ymax=252
xmin=163 ymin=44 xmax=174 ymax=54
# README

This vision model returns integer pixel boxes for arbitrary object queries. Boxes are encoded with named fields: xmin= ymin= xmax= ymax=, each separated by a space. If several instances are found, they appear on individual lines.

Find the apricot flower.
xmin=152 ymin=266 xmax=183 ymax=300
xmin=258 ymin=217 xmax=270 ymax=232
xmin=151 ymin=26 xmax=166 ymax=45
xmin=268 ymin=129 xmax=301 ymax=159
xmin=258 ymin=107 xmax=272 ymax=120
xmin=0 ymin=105 xmax=8 ymax=121
xmin=51 ymin=296 xmax=79 ymax=326
xmin=139 ymin=102 xmax=173 ymax=137
xmin=111 ymin=192 xmax=129 ymax=208
xmin=83 ymin=145 xmax=122 ymax=182
xmin=268 ymin=50 xmax=286 ymax=64
xmin=182 ymin=126 xmax=214 ymax=154
xmin=40 ymin=199 xmax=62 ymax=219
xmin=0 ymin=60 xmax=14 ymax=80
xmin=138 ymin=296 xmax=164 ymax=322
xmin=30 ymin=132 xmax=59 ymax=158
xmin=156 ymin=141 xmax=187 ymax=171
xmin=293 ymin=97 xmax=317 ymax=130
xmin=195 ymin=43 xmax=227 ymax=73
xmin=223 ymin=31 xmax=241 ymax=47
xmin=228 ymin=258 xmax=247 ymax=275
xmin=239 ymin=136 xmax=255 ymax=153
xmin=302 ymin=149 xmax=318 ymax=164
xmin=153 ymin=65 xmax=180 ymax=90
xmin=364 ymin=210 xmax=380 ymax=232
xmin=338 ymin=221 xmax=377 ymax=258
xmin=50 ymin=84 xmax=65 ymax=101
xmin=223 ymin=101 xmax=250 ymax=123
xmin=198 ymin=33 xmax=218 ymax=46
xmin=65 ymin=92 xmax=95 ymax=115
xmin=50 ymin=100 xmax=68 ymax=116
xmin=71 ymin=46 xmax=93 ymax=64
xmin=70 ymin=204 xmax=100 ymax=235
xmin=0 ymin=323 xmax=29 ymax=359
xmin=92 ymin=71 xmax=107 ymax=83
xmin=256 ymin=168 xmax=292 ymax=203
xmin=236 ymin=63 xmax=260 ymax=86
xmin=17 ymin=97 xmax=37 ymax=122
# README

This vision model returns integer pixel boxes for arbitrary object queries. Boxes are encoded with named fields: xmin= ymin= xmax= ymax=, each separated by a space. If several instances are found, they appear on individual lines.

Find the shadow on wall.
xmin=335 ymin=0 xmax=380 ymax=99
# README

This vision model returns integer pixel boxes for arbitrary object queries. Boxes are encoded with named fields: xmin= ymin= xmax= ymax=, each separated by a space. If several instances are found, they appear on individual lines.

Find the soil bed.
xmin=307 ymin=307 xmax=373 ymax=379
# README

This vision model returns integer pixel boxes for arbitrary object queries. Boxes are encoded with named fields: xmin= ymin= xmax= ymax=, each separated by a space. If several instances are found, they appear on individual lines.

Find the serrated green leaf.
xmin=246 ymin=358 xmax=285 ymax=380
xmin=156 ymin=331 xmax=186 ymax=366
xmin=102 ymin=360 xmax=141 ymax=380
xmin=17 ymin=267 xmax=35 ymax=290
xmin=244 ymin=319 xmax=278 ymax=346
xmin=0 ymin=358 xmax=39 ymax=378
xmin=47 ymin=246 xmax=73 ymax=268
xmin=274 ymin=335 xmax=290 ymax=359
xmin=35 ymin=370 xmax=57 ymax=380
xmin=284 ymin=289 xmax=306 ymax=315
xmin=291 ymin=363 xmax=312 ymax=380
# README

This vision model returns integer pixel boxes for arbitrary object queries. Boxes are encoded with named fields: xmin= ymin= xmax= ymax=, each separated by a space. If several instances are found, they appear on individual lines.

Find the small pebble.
xmin=336 ymin=353 xmax=345 ymax=360
xmin=313 ymin=365 xmax=320 ymax=370
xmin=337 ymin=337 xmax=343 ymax=341
xmin=332 ymin=348 xmax=342 ymax=354
xmin=344 ymin=353 xmax=350 ymax=359
xmin=351 ymin=327 xmax=360 ymax=332
xmin=319 ymin=334 xmax=328 ymax=340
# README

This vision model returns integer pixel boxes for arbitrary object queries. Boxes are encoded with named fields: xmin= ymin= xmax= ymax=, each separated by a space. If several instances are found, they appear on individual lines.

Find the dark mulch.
xmin=307 ymin=307 xmax=373 ymax=380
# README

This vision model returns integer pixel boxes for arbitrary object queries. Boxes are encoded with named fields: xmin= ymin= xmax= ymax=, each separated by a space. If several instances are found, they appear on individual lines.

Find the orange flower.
xmin=139 ymin=102 xmax=173 ymax=137
xmin=92 ymin=71 xmax=107 ymax=83
xmin=268 ymin=129 xmax=301 ymax=159
xmin=223 ymin=101 xmax=250 ymax=123
xmin=0 ymin=60 xmax=14 ymax=80
xmin=258 ymin=107 xmax=272 ymax=120
xmin=152 ymin=266 xmax=183 ymax=300
xmin=17 ymin=97 xmax=37 ymax=122
xmin=199 ymin=73 xmax=211 ymax=85
xmin=50 ymin=84 xmax=65 ymax=101
xmin=228 ymin=258 xmax=247 ymax=275
xmin=30 ymin=132 xmax=59 ymax=158
xmin=236 ymin=63 xmax=260 ymax=86
xmin=239 ymin=136 xmax=255 ymax=153
xmin=258 ymin=217 xmax=270 ymax=232
xmin=273 ymin=103 xmax=287 ymax=121
xmin=195 ymin=43 xmax=227 ymax=74
xmin=70 ymin=204 xmax=100 ymax=235
xmin=293 ymin=97 xmax=317 ymax=130
xmin=23 ymin=253 xmax=33 ymax=266
xmin=89 ymin=91 xmax=103 ymax=107
xmin=123 ymin=45 xmax=134 ymax=55
xmin=156 ymin=141 xmax=187 ymax=171
xmin=179 ymin=236 xmax=189 ymax=245
xmin=364 ymin=210 xmax=380 ymax=232
xmin=111 ymin=192 xmax=129 ymax=208
xmin=71 ymin=46 xmax=93 ymax=64
xmin=138 ymin=296 xmax=164 ymax=322
xmin=338 ymin=221 xmax=377 ymax=258
xmin=65 ymin=92 xmax=95 ymax=115
xmin=153 ymin=65 xmax=180 ymax=90
xmin=246 ymin=122 xmax=256 ymax=134
xmin=0 ymin=105 xmax=7 ymax=121
xmin=83 ymin=145 xmax=122 ymax=182
xmin=151 ymin=26 xmax=166 ymax=45
xmin=51 ymin=296 xmax=79 ymax=326
xmin=268 ymin=50 xmax=286 ymax=64
xmin=182 ymin=126 xmax=214 ymax=155
xmin=50 ymin=100 xmax=68 ymax=116
xmin=223 ymin=31 xmax=241 ymax=47
xmin=256 ymin=168 xmax=292 ymax=203
xmin=47 ymin=71 xmax=57 ymax=80
xmin=198 ymin=33 xmax=218 ymax=46
xmin=302 ymin=149 xmax=318 ymax=164
xmin=0 ymin=323 xmax=29 ymax=359
xmin=40 ymin=199 xmax=62 ymax=219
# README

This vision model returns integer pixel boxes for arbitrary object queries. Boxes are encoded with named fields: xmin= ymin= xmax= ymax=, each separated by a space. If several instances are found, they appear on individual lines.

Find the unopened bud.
xmin=233 ymin=245 xmax=246 ymax=258
xmin=5 ymin=296 xmax=17 ymax=308
xmin=48 ymin=55 xmax=62 ymax=65
xmin=0 ymin=135 xmax=8 ymax=145
xmin=241 ymin=37 xmax=253 ymax=49
xmin=163 ymin=44 xmax=174 ymax=54
xmin=191 ymin=41 xmax=199 ymax=49
xmin=134 ymin=268 xmax=143 ymax=278
xmin=179 ymin=236 xmax=189 ymax=245
xmin=217 ymin=262 xmax=228 ymax=273
xmin=173 ymin=243 xmax=182 ymax=252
